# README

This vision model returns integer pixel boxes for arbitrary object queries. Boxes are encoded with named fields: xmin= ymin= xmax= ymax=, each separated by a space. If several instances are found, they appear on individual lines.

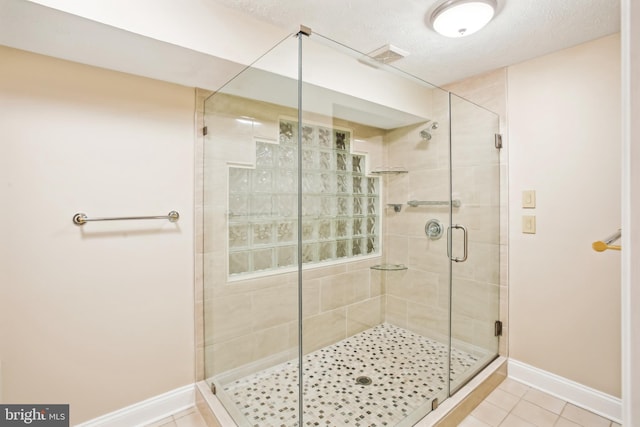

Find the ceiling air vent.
xmin=367 ymin=44 xmax=409 ymax=64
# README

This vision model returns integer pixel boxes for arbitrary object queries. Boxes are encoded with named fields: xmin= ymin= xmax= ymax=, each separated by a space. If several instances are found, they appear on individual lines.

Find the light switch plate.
xmin=522 ymin=215 xmax=536 ymax=234
xmin=522 ymin=190 xmax=536 ymax=208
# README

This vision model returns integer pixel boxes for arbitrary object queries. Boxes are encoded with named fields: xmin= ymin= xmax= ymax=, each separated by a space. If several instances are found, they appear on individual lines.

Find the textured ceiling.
xmin=208 ymin=0 xmax=620 ymax=86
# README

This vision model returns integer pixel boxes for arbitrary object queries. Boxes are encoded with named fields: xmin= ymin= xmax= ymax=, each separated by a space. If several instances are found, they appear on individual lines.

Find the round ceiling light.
xmin=430 ymin=0 xmax=497 ymax=38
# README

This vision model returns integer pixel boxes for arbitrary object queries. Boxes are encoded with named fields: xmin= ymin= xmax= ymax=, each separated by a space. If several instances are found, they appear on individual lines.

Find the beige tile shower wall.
xmin=445 ymin=68 xmax=509 ymax=357
xmin=199 ymin=93 xmax=386 ymax=379
xmin=382 ymin=89 xmax=453 ymax=343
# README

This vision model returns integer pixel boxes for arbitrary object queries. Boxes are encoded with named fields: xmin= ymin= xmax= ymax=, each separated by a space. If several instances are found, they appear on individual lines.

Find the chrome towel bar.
xmin=592 ymin=228 xmax=621 ymax=252
xmin=407 ymin=199 xmax=461 ymax=208
xmin=73 ymin=211 xmax=180 ymax=226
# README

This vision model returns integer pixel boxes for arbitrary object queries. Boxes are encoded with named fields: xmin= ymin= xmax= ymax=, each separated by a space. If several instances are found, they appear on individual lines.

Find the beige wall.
xmin=508 ymin=34 xmax=621 ymax=397
xmin=0 ymin=46 xmax=196 ymax=423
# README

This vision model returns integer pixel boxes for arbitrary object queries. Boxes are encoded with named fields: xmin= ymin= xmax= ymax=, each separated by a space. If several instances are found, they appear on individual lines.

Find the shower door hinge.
xmin=203 ymin=126 xmax=208 ymax=136
xmin=210 ymin=382 xmax=216 ymax=394
xmin=495 ymin=320 xmax=503 ymax=337
xmin=431 ymin=398 xmax=439 ymax=411
xmin=495 ymin=133 xmax=503 ymax=149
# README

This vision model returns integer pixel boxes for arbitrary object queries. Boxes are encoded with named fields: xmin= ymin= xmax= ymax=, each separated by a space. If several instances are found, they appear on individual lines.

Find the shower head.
xmin=420 ymin=121 xmax=439 ymax=141
xmin=420 ymin=129 xmax=432 ymax=141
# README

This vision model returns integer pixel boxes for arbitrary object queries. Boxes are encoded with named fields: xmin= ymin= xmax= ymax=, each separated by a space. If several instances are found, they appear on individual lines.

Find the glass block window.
xmin=227 ymin=119 xmax=380 ymax=277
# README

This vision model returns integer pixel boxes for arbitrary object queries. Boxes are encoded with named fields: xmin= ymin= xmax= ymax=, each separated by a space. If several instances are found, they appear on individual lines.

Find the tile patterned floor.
xmin=460 ymin=378 xmax=621 ymax=427
xmin=220 ymin=323 xmax=482 ymax=427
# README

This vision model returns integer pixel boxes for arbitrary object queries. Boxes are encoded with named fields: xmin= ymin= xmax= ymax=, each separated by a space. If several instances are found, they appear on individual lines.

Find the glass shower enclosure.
xmin=202 ymin=28 xmax=500 ymax=426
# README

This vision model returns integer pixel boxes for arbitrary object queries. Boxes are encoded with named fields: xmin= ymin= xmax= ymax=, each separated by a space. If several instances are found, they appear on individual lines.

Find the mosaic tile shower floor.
xmin=221 ymin=323 xmax=482 ymax=427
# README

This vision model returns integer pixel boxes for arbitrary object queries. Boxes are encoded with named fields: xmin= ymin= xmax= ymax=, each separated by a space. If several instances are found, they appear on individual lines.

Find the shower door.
xmin=449 ymin=93 xmax=501 ymax=393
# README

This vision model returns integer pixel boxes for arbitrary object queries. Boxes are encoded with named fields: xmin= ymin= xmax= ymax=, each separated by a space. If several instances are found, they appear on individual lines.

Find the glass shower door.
xmin=449 ymin=93 xmax=501 ymax=393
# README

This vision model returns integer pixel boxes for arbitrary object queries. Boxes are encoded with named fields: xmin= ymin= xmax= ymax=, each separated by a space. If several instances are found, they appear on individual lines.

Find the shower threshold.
xmin=208 ymin=323 xmax=493 ymax=427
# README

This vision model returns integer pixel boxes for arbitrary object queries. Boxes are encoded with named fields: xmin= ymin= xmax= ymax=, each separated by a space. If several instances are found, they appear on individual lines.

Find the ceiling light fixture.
xmin=430 ymin=0 xmax=497 ymax=38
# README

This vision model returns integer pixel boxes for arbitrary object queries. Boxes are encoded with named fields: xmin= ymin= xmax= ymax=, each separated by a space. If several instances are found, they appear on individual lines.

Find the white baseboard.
xmin=76 ymin=384 xmax=195 ymax=427
xmin=508 ymin=359 xmax=622 ymax=424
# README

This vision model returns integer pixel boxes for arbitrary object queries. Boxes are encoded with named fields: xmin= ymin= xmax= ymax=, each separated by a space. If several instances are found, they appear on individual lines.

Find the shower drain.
xmin=355 ymin=376 xmax=372 ymax=386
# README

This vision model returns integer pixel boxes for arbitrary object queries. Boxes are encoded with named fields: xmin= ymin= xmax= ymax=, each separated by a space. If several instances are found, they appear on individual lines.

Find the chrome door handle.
xmin=447 ymin=224 xmax=468 ymax=262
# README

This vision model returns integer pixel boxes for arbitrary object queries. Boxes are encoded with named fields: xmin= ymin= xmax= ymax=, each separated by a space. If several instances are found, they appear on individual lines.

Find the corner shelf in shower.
xmin=370 ymin=167 xmax=408 ymax=175
xmin=370 ymin=263 xmax=408 ymax=271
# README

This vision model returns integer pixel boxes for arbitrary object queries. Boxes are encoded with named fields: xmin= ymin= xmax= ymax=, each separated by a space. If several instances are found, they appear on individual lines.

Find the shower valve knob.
xmin=425 ymin=219 xmax=444 ymax=240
